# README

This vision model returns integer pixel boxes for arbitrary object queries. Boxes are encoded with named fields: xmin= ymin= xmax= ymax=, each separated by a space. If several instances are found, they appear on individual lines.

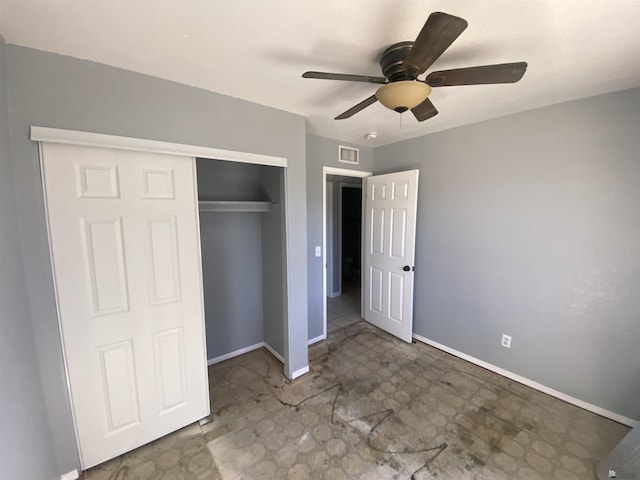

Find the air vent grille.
xmin=338 ymin=145 xmax=359 ymax=165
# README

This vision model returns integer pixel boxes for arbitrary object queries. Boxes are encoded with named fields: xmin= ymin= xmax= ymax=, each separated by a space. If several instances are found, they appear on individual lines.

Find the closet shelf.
xmin=198 ymin=200 xmax=272 ymax=213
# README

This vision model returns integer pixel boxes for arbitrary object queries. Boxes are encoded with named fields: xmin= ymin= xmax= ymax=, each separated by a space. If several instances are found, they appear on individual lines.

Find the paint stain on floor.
xmin=84 ymin=322 xmax=629 ymax=480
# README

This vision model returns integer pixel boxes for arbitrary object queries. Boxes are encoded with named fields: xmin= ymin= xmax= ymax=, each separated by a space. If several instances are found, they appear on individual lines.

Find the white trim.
xmin=322 ymin=167 xmax=372 ymax=344
xmin=360 ymin=178 xmax=367 ymax=319
xmin=324 ymin=167 xmax=371 ymax=178
xmin=207 ymin=341 xmax=291 ymax=367
xmin=412 ymin=334 xmax=639 ymax=427
xmin=30 ymin=126 xmax=287 ymax=167
xmin=290 ymin=365 xmax=310 ymax=379
xmin=60 ymin=469 xmax=79 ymax=480
xmin=207 ymin=342 xmax=265 ymax=366
xmin=263 ymin=342 xmax=286 ymax=365
xmin=308 ymin=334 xmax=326 ymax=346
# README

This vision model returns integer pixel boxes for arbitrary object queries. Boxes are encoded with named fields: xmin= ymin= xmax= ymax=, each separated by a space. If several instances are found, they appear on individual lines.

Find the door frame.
xmin=325 ymin=181 xmax=340 ymax=298
xmin=322 ymin=166 xmax=371 ymax=341
xmin=337 ymin=182 xmax=363 ymax=297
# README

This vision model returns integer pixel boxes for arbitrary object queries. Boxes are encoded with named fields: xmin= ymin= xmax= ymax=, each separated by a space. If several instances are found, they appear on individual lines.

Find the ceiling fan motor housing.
xmin=380 ymin=41 xmax=415 ymax=81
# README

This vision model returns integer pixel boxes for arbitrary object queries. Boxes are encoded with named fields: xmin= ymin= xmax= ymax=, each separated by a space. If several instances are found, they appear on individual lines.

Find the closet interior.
xmin=196 ymin=158 xmax=286 ymax=365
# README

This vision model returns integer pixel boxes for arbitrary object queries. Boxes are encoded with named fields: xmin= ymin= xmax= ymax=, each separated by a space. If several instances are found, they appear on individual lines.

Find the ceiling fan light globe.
xmin=376 ymin=81 xmax=431 ymax=112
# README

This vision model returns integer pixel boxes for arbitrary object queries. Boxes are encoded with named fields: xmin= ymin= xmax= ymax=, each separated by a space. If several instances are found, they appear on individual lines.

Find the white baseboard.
xmin=60 ymin=470 xmax=79 ymax=480
xmin=207 ymin=341 xmax=289 ymax=378
xmin=207 ymin=342 xmax=264 ymax=366
xmin=328 ymin=291 xmax=341 ymax=298
xmin=290 ymin=365 xmax=310 ymax=380
xmin=308 ymin=334 xmax=326 ymax=345
xmin=263 ymin=342 xmax=285 ymax=364
xmin=413 ymin=333 xmax=638 ymax=428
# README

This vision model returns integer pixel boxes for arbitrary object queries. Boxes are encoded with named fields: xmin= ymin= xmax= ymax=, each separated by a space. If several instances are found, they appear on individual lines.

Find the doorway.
xmin=322 ymin=167 xmax=371 ymax=338
xmin=327 ymin=181 xmax=361 ymax=334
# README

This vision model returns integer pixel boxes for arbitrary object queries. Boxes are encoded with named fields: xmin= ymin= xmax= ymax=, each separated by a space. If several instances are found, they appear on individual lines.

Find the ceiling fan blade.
xmin=411 ymin=98 xmax=439 ymax=122
xmin=427 ymin=62 xmax=528 ymax=86
xmin=335 ymin=95 xmax=378 ymax=120
xmin=303 ymin=71 xmax=388 ymax=84
xmin=403 ymin=12 xmax=468 ymax=77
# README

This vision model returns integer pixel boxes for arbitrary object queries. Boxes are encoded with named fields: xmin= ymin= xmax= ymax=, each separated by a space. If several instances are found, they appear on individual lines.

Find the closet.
xmin=34 ymin=126 xmax=291 ymax=470
xmin=196 ymin=158 xmax=286 ymax=364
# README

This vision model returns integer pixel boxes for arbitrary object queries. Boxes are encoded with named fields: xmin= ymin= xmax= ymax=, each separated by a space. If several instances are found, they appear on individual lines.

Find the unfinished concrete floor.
xmin=84 ymin=322 xmax=629 ymax=480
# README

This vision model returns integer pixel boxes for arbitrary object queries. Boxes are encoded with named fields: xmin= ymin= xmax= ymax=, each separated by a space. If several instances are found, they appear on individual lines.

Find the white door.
xmin=364 ymin=170 xmax=419 ymax=342
xmin=41 ymin=143 xmax=209 ymax=468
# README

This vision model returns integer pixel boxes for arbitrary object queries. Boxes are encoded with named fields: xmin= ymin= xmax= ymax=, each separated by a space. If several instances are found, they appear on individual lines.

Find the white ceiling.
xmin=1 ymin=0 xmax=639 ymax=146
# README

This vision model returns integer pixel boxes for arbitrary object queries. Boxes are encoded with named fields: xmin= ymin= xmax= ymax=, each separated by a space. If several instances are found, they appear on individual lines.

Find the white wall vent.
xmin=338 ymin=145 xmax=359 ymax=165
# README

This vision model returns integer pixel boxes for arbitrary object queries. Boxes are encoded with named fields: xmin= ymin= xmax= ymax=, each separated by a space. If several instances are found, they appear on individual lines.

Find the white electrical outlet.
xmin=501 ymin=334 xmax=512 ymax=349
xmin=314 ymin=246 xmax=321 ymax=257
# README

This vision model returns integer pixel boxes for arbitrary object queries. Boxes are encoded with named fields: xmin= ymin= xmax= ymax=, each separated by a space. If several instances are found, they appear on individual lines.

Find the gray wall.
xmin=0 ymin=37 xmax=58 ymax=480
xmin=199 ymin=211 xmax=264 ymax=359
xmin=306 ymin=134 xmax=373 ymax=340
xmin=597 ymin=427 xmax=640 ymax=479
xmin=196 ymin=158 xmax=262 ymax=201
xmin=260 ymin=166 xmax=286 ymax=355
xmin=200 ymin=212 xmax=262 ymax=360
xmin=6 ymin=45 xmax=308 ymax=473
xmin=197 ymin=159 xmax=275 ymax=360
xmin=374 ymin=88 xmax=640 ymax=421
xmin=196 ymin=159 xmax=287 ymax=361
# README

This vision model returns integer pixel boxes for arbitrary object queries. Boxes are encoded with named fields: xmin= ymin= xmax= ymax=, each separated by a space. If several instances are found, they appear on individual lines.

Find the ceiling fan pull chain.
xmin=400 ymin=111 xmax=403 ymax=129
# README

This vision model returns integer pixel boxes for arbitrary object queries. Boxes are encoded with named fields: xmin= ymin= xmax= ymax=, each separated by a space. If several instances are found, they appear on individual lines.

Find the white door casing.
xmin=41 ymin=142 xmax=210 ymax=468
xmin=321 ymin=167 xmax=371 ymax=340
xmin=364 ymin=170 xmax=419 ymax=343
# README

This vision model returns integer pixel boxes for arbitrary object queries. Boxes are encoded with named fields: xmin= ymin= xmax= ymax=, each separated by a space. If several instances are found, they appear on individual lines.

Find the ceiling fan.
xmin=302 ymin=12 xmax=527 ymax=122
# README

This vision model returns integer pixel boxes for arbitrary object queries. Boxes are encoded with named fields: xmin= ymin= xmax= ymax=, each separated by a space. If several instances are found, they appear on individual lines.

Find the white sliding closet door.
xmin=41 ymin=143 xmax=209 ymax=468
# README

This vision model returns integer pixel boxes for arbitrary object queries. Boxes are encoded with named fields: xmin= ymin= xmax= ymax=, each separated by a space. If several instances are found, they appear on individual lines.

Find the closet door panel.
xmin=42 ymin=143 xmax=209 ymax=469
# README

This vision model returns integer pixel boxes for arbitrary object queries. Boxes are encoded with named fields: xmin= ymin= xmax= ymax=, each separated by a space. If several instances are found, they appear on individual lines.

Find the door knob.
xmin=403 ymin=265 xmax=411 ymax=272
